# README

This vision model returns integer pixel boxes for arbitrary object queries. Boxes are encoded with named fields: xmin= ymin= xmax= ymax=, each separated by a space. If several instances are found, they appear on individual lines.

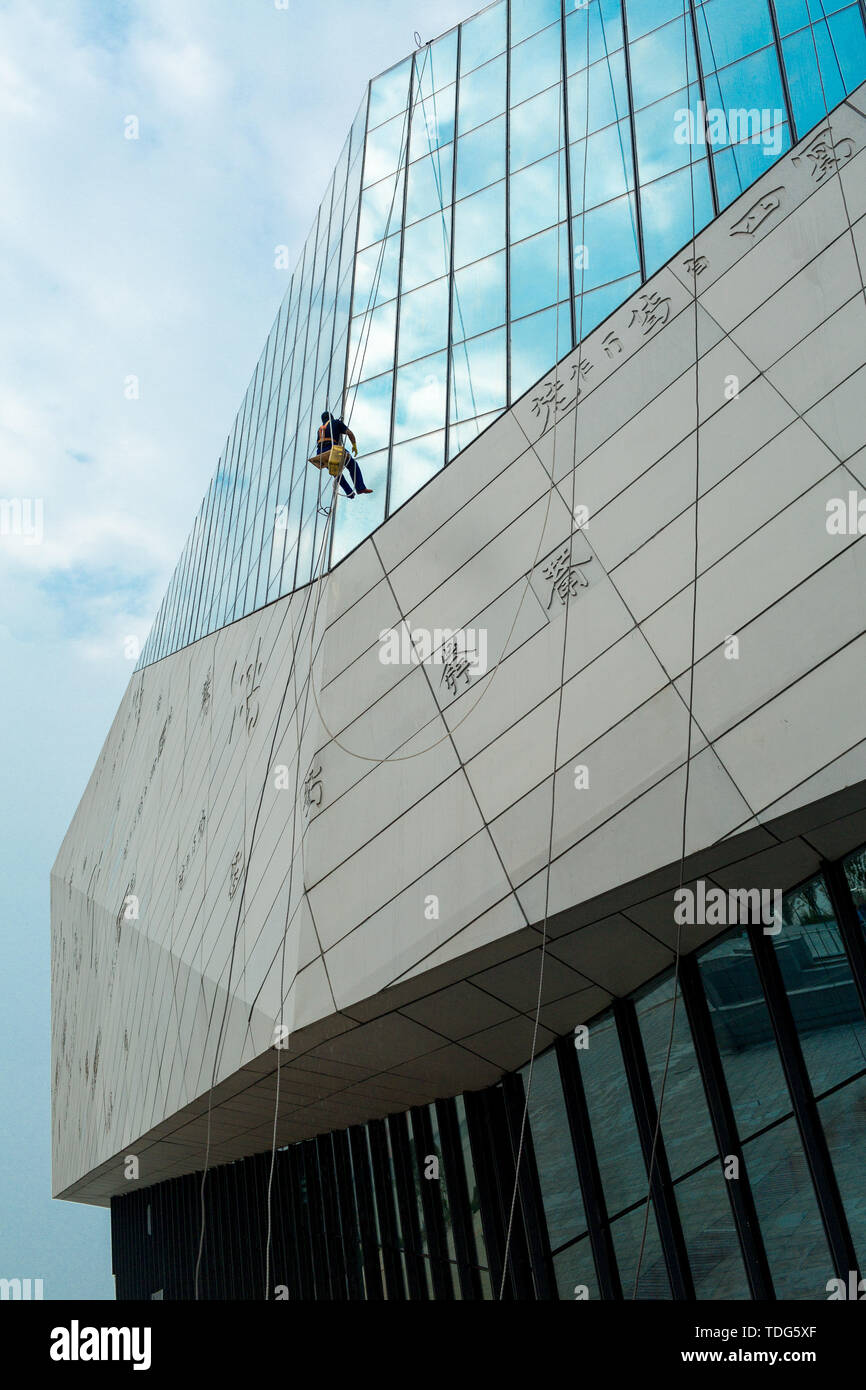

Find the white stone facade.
xmin=52 ymin=87 xmax=866 ymax=1205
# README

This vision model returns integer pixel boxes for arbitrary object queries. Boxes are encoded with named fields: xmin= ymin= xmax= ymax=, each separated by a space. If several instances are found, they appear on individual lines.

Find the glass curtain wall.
xmin=137 ymin=0 xmax=866 ymax=669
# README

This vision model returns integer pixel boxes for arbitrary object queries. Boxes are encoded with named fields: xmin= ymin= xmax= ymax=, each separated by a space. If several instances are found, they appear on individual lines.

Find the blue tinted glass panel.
xmin=346 ymin=371 xmax=393 ymax=454
xmin=369 ymin=57 xmax=411 ymax=128
xmin=406 ymin=148 xmax=454 ymax=226
xmin=773 ymin=0 xmax=852 ymax=31
xmin=695 ymin=0 xmax=774 ymax=70
xmin=565 ymin=0 xmax=625 ymax=72
xmin=394 ymin=349 xmax=448 ymax=441
xmin=511 ymin=150 xmax=567 ymax=240
xmin=625 ymin=0 xmax=687 ymax=42
xmin=510 ymin=25 xmax=563 ymax=106
xmin=510 ymin=85 xmax=563 ymax=171
xmin=452 ymin=249 xmax=506 ymax=341
xmin=364 ymin=113 xmax=406 ymax=186
xmin=634 ymin=85 xmax=703 ymax=183
xmin=712 ymin=123 xmax=790 ymax=208
xmin=640 ymin=159 xmax=714 ymax=275
xmin=458 ymin=53 xmax=506 ymax=133
xmin=411 ymin=83 xmax=456 ymax=161
xmin=572 ymin=119 xmax=635 ymax=207
xmin=707 ymin=44 xmax=786 ymax=127
xmin=454 ymin=180 xmax=506 ymax=268
xmin=456 ymin=114 xmax=506 ymax=198
xmin=358 ymin=173 xmax=405 ymax=248
xmin=449 ymin=326 xmax=506 ymax=421
xmin=349 ymin=299 xmax=396 ymax=381
xmin=460 ymin=1 xmax=507 ymax=74
xmin=573 ymin=193 xmax=641 ymax=290
xmin=425 ymin=29 xmax=458 ymax=92
xmin=398 ymin=277 xmax=450 ymax=364
xmin=510 ymin=302 xmax=572 ymax=399
xmin=352 ymin=234 xmax=401 ymax=311
xmin=510 ymin=224 xmax=571 ymax=318
xmin=825 ymin=6 xmax=866 ymax=94
xmin=511 ymin=0 xmax=561 ymax=45
xmin=401 ymin=209 xmax=451 ymax=292
xmin=628 ymin=14 xmax=699 ymax=109
xmin=567 ymin=49 xmax=630 ymax=137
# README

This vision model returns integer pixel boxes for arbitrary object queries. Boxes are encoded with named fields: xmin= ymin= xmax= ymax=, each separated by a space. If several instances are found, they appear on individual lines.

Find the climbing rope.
xmin=497 ymin=0 xmax=587 ymax=1300
xmin=631 ymin=0 xmax=701 ymax=1299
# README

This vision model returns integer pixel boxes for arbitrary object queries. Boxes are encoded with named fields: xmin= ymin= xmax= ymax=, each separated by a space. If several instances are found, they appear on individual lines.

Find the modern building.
xmin=52 ymin=0 xmax=866 ymax=1300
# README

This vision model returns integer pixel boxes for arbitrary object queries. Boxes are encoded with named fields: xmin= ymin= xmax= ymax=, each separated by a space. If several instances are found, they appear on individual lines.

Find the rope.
xmin=497 ymin=0 xmax=587 ymax=1300
xmin=631 ymin=0 xmax=701 ymax=1298
xmin=194 ymin=473 xmax=341 ymax=1300
xmin=262 ymin=36 xmax=434 ymax=1297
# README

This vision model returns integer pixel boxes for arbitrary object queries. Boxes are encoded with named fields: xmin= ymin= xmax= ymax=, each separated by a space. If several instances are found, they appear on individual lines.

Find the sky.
xmin=0 ymin=0 xmax=474 ymax=1301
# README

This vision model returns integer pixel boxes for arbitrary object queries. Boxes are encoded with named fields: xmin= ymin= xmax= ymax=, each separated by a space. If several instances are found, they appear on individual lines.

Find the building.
xmin=52 ymin=0 xmax=866 ymax=1300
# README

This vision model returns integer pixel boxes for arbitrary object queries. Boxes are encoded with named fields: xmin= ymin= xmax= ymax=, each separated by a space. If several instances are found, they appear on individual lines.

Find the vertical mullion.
xmin=749 ymin=924 xmax=860 ymax=1280
xmin=348 ymin=1125 xmax=385 ymax=1300
xmin=686 ymin=0 xmax=720 ymax=218
xmin=555 ymin=1035 xmax=622 ymax=1299
xmin=822 ymin=857 xmax=866 ymax=1025
xmin=316 ymin=1134 xmax=348 ymax=1299
xmin=435 ymin=1096 xmax=483 ymax=1299
xmin=559 ymin=0 xmax=577 ymax=351
xmin=228 ymin=363 xmax=262 ymax=624
xmin=333 ymin=1129 xmax=365 ymax=1300
xmin=203 ymin=418 xmax=239 ymax=638
xmin=443 ymin=27 xmax=460 ymax=462
xmin=505 ymin=0 xmax=513 ymax=406
xmin=251 ymin=302 xmax=292 ymax=609
xmin=500 ymin=1072 xmax=556 ymax=1299
xmin=307 ymin=177 xmax=341 ymax=587
xmin=614 ymin=998 xmax=695 ymax=1300
xmin=464 ymin=1088 xmax=535 ymax=1299
xmin=384 ymin=61 xmax=416 ymax=523
xmin=410 ymin=1105 xmax=454 ymax=1300
xmin=387 ymin=1111 xmax=429 ymax=1299
xmin=766 ymin=0 xmax=799 ymax=143
xmin=619 ymin=0 xmax=648 ymax=283
xmin=368 ymin=1119 xmax=407 ymax=1299
xmin=302 ymin=1141 xmax=331 ymax=1299
xmin=288 ymin=1146 xmax=314 ymax=1300
xmin=287 ymin=231 xmax=321 ymax=592
xmin=190 ymin=478 xmax=217 ymax=643
xmin=679 ymin=954 xmax=776 ymax=1300
xmin=331 ymin=84 xmax=372 ymax=571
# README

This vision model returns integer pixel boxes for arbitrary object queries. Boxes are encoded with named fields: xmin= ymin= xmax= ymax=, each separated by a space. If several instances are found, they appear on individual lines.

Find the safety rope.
xmin=497 ymin=0 xmax=587 ymax=1299
xmin=630 ymin=0 xmax=701 ymax=1300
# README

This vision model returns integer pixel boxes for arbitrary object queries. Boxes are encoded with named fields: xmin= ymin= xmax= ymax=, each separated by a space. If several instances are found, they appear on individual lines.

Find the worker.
xmin=311 ymin=412 xmax=373 ymax=498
